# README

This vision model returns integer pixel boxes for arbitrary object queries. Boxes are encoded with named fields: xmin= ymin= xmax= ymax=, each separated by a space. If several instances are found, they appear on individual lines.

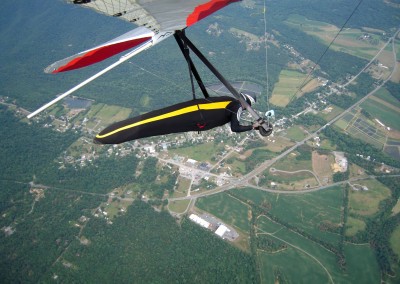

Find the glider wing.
xmin=45 ymin=27 xmax=154 ymax=73
xmin=68 ymin=0 xmax=241 ymax=32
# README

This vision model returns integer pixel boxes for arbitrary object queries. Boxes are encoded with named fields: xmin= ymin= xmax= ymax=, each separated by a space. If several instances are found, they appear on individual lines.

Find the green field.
xmin=168 ymin=200 xmax=190 ymax=214
xmin=374 ymin=88 xmax=400 ymax=108
xmin=195 ymin=192 xmax=251 ymax=232
xmin=343 ymin=244 xmax=380 ymax=283
xmin=273 ymin=152 xmax=313 ymax=172
xmin=262 ymin=170 xmax=319 ymax=190
xmin=285 ymin=125 xmax=308 ymax=141
xmin=390 ymin=225 xmax=400 ymax=259
xmin=270 ymin=70 xmax=308 ymax=107
xmin=256 ymin=217 xmax=380 ymax=283
xmin=232 ymin=186 xmax=343 ymax=246
xmin=170 ymin=141 xmax=225 ymax=162
xmin=318 ymin=105 xmax=344 ymax=122
xmin=285 ymin=14 xmax=385 ymax=60
xmin=345 ymin=216 xmax=366 ymax=237
xmin=361 ymin=99 xmax=400 ymax=131
xmin=348 ymin=179 xmax=392 ymax=217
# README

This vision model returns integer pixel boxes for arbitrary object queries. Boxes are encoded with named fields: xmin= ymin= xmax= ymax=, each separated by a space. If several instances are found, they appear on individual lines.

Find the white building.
xmin=215 ymin=225 xmax=230 ymax=238
xmin=189 ymin=214 xmax=210 ymax=229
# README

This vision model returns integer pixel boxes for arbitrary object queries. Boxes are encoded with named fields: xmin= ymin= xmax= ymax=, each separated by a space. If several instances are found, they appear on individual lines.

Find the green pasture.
xmin=374 ymin=88 xmax=400 ymax=108
xmin=344 ymin=243 xmax=380 ymax=283
xmin=171 ymin=177 xmax=191 ymax=198
xmin=285 ymin=125 xmax=308 ymax=141
xmin=256 ymin=215 xmax=285 ymax=234
xmin=226 ymin=153 xmax=246 ymax=175
xmin=195 ymin=192 xmax=251 ymax=232
xmin=348 ymin=179 xmax=391 ymax=217
xmin=258 ymin=247 xmax=331 ymax=284
xmin=361 ymin=99 xmax=400 ymax=131
xmin=168 ymin=200 xmax=190 ymax=214
xmin=233 ymin=186 xmax=343 ymax=246
xmin=334 ymin=118 xmax=349 ymax=130
xmin=169 ymin=141 xmax=224 ymax=162
xmin=262 ymin=170 xmax=319 ymax=190
xmin=270 ymin=70 xmax=308 ymax=107
xmin=318 ymin=105 xmax=344 ymax=122
xmin=345 ymin=216 xmax=366 ymax=237
xmin=390 ymin=225 xmax=400 ymax=258
xmin=273 ymin=153 xmax=313 ymax=172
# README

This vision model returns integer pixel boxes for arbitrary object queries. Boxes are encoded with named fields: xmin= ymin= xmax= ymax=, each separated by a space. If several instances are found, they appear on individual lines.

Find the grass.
xmin=265 ymin=136 xmax=295 ymax=152
xmin=348 ymin=179 xmax=392 ymax=217
xmin=390 ymin=225 xmax=400 ymax=258
xmin=263 ymin=170 xmax=319 ymax=190
xmin=334 ymin=119 xmax=349 ymax=130
xmin=171 ymin=177 xmax=191 ymax=198
xmin=195 ymin=192 xmax=251 ymax=232
xmin=274 ymin=152 xmax=313 ymax=172
xmin=361 ymin=99 xmax=400 ymax=131
xmin=318 ymin=105 xmax=344 ymax=122
xmin=285 ymin=125 xmax=308 ymax=141
xmin=270 ymin=70 xmax=309 ymax=107
xmin=169 ymin=142 xmax=224 ymax=162
xmin=168 ymin=200 xmax=190 ymax=214
xmin=233 ymin=186 xmax=343 ymax=246
xmin=312 ymin=151 xmax=334 ymax=183
xmin=345 ymin=217 xmax=366 ymax=237
xmin=373 ymin=88 xmax=400 ymax=108
xmin=344 ymin=243 xmax=380 ymax=283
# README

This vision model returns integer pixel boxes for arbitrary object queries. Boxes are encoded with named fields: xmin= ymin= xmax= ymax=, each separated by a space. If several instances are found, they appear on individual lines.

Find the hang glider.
xmin=28 ymin=0 xmax=273 ymax=137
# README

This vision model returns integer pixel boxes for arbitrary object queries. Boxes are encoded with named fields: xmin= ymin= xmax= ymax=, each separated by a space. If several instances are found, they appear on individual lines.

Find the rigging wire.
xmin=263 ymin=0 xmax=270 ymax=112
xmin=288 ymin=0 xmax=365 ymax=103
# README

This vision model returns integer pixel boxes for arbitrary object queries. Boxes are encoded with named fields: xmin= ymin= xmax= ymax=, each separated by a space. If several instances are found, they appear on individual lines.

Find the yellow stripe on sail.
xmin=96 ymin=101 xmax=231 ymax=139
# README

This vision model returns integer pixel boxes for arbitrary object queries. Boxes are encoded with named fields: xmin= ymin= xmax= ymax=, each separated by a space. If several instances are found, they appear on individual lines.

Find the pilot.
xmin=94 ymin=93 xmax=258 ymax=144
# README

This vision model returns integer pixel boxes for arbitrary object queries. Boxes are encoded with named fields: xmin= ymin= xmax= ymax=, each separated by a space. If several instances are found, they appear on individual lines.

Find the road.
xmin=168 ymin=28 xmax=400 ymax=203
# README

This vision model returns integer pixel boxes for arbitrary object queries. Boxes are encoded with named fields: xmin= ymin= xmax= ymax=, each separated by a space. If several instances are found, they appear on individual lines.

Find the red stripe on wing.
xmin=186 ymin=0 xmax=240 ymax=27
xmin=53 ymin=36 xmax=152 ymax=73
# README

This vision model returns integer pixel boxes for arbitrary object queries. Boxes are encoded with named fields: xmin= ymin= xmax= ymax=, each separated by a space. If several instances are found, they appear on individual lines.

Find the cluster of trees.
xmin=46 ymin=200 xmax=258 ymax=283
xmin=0 ymin=106 xmax=78 ymax=182
xmin=256 ymin=234 xmax=287 ymax=252
xmin=0 ymin=182 xmax=105 ymax=283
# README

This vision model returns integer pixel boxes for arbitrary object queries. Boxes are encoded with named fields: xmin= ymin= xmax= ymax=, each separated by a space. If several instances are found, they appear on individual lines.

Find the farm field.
xmin=261 ymin=169 xmax=319 ymax=191
xmin=270 ymin=70 xmax=309 ymax=107
xmin=312 ymin=151 xmax=334 ymax=185
xmin=348 ymin=179 xmax=391 ymax=217
xmin=318 ymin=105 xmax=344 ymax=122
xmin=285 ymin=14 xmax=388 ymax=61
xmin=273 ymin=151 xmax=313 ymax=172
xmin=232 ymin=186 xmax=343 ymax=246
xmin=361 ymin=98 xmax=400 ymax=132
xmin=82 ymin=103 xmax=132 ymax=131
xmin=285 ymin=125 xmax=308 ymax=141
xmin=195 ymin=192 xmax=251 ymax=233
xmin=169 ymin=141 xmax=225 ymax=162
xmin=256 ymin=217 xmax=379 ymax=283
